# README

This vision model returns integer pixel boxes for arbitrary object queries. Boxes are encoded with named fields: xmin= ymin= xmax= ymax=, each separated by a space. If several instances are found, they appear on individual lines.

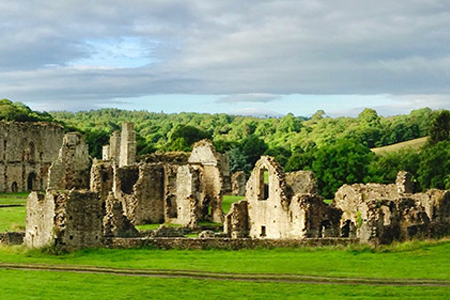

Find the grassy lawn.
xmin=2 ymin=192 xmax=449 ymax=298
xmin=0 ymin=192 xmax=28 ymax=205
xmin=0 ymin=206 xmax=26 ymax=232
xmin=0 ymin=268 xmax=448 ymax=300
xmin=222 ymin=195 xmax=244 ymax=213
xmin=371 ymin=136 xmax=428 ymax=155
xmin=0 ymin=192 xmax=28 ymax=232
xmin=1 ymin=239 xmax=450 ymax=280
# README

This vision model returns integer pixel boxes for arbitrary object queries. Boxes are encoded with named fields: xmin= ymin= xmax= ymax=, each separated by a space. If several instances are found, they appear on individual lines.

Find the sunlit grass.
xmin=222 ymin=195 xmax=244 ymax=213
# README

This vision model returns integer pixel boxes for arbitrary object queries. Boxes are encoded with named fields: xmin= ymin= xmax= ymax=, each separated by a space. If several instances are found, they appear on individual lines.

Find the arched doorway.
xmin=11 ymin=182 xmax=18 ymax=192
xmin=27 ymin=172 xmax=38 ymax=191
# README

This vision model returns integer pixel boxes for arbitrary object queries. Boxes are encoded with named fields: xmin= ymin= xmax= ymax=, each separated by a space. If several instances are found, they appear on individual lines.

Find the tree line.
xmin=0 ymin=98 xmax=448 ymax=198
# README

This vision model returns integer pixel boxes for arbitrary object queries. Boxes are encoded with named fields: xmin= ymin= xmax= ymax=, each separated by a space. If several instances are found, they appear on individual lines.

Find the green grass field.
xmin=0 ymin=192 xmax=28 ymax=205
xmin=0 ymin=192 xmax=28 ymax=232
xmin=0 ymin=240 xmax=450 ymax=299
xmin=222 ymin=195 xmax=244 ymax=213
xmin=371 ymin=137 xmax=428 ymax=155
xmin=2 ymin=192 xmax=450 ymax=298
xmin=1 ymin=268 xmax=447 ymax=300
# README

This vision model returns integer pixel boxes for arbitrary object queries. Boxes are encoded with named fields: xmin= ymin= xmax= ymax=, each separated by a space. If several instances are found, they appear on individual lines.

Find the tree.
xmin=168 ymin=125 xmax=211 ymax=150
xmin=284 ymin=149 xmax=314 ymax=172
xmin=240 ymin=135 xmax=268 ymax=167
xmin=227 ymin=147 xmax=252 ymax=174
xmin=358 ymin=108 xmax=380 ymax=125
xmin=417 ymin=141 xmax=450 ymax=190
xmin=366 ymin=148 xmax=420 ymax=184
xmin=429 ymin=110 xmax=450 ymax=145
xmin=264 ymin=146 xmax=291 ymax=167
xmin=312 ymin=139 xmax=374 ymax=198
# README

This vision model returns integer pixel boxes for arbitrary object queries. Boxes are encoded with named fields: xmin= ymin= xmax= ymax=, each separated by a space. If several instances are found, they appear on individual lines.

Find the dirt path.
xmin=0 ymin=262 xmax=449 ymax=287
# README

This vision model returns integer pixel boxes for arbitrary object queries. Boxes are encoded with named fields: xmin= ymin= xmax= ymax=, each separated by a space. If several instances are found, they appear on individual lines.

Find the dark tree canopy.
xmin=429 ymin=110 xmax=450 ymax=145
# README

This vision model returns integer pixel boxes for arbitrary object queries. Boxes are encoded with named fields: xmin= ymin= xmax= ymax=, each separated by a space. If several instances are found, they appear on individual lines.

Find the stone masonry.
xmin=225 ymin=156 xmax=340 ymax=239
xmin=231 ymin=171 xmax=246 ymax=196
xmin=25 ymin=190 xmax=104 ymax=251
xmin=0 ymin=122 xmax=63 ymax=192
xmin=47 ymin=132 xmax=91 ymax=190
xmin=333 ymin=171 xmax=450 ymax=244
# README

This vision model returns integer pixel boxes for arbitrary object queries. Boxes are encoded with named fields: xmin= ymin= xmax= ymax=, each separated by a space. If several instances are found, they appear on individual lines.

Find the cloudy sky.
xmin=2 ymin=0 xmax=450 ymax=117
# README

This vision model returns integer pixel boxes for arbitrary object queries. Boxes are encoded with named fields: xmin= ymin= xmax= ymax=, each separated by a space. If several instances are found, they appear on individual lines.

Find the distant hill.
xmin=371 ymin=137 xmax=428 ymax=155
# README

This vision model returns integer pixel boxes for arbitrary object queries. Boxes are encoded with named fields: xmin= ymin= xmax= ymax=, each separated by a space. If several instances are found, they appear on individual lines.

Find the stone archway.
xmin=11 ymin=182 xmax=18 ymax=192
xmin=27 ymin=172 xmax=38 ymax=191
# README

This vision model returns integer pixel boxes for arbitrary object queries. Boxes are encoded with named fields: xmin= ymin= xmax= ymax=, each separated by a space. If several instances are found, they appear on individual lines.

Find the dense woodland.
xmin=1 ymin=98 xmax=450 ymax=198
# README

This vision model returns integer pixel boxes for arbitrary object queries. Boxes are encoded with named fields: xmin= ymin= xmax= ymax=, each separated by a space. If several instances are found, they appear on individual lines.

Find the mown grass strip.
xmin=1 ymin=262 xmax=450 ymax=287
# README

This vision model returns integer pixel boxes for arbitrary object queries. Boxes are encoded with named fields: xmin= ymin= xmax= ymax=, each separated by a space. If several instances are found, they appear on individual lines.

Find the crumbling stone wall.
xmin=333 ymin=171 xmax=450 ymax=244
xmin=25 ymin=190 xmax=104 ymax=251
xmin=241 ymin=156 xmax=338 ymax=239
xmin=119 ymin=122 xmax=136 ymax=167
xmin=113 ymin=163 xmax=165 ymax=225
xmin=90 ymin=159 xmax=114 ymax=203
xmin=231 ymin=171 xmax=246 ymax=196
xmin=109 ymin=131 xmax=121 ymax=161
xmin=169 ymin=165 xmax=203 ymax=227
xmin=102 ymin=123 xmax=136 ymax=167
xmin=47 ymin=132 xmax=91 ymax=190
xmin=224 ymin=200 xmax=249 ymax=238
xmin=103 ymin=192 xmax=139 ymax=238
xmin=0 ymin=122 xmax=63 ymax=192
xmin=189 ymin=139 xmax=224 ymax=223
xmin=24 ymin=191 xmax=54 ymax=248
xmin=285 ymin=171 xmax=317 ymax=196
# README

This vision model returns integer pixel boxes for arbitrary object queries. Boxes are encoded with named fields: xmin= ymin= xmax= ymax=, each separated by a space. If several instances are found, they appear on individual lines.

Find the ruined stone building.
xmin=25 ymin=132 xmax=102 ymax=250
xmin=96 ymin=124 xmax=230 ymax=227
xmin=333 ymin=171 xmax=450 ymax=244
xmin=0 ymin=122 xmax=63 ymax=192
xmin=23 ymin=122 xmax=450 ymax=251
xmin=225 ymin=156 xmax=341 ymax=239
xmin=102 ymin=122 xmax=136 ymax=167
xmin=225 ymin=157 xmax=450 ymax=245
xmin=231 ymin=171 xmax=246 ymax=196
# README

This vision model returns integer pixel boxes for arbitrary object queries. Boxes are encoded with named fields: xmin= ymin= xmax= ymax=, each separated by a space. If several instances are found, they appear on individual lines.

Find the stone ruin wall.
xmin=240 ymin=157 xmax=342 ymax=240
xmin=188 ymin=139 xmax=225 ymax=223
xmin=113 ymin=163 xmax=166 ymax=225
xmin=231 ymin=171 xmax=246 ymax=196
xmin=102 ymin=122 xmax=136 ymax=168
xmin=21 ymin=120 xmax=450 ymax=251
xmin=24 ymin=191 xmax=54 ymax=248
xmin=119 ymin=122 xmax=136 ymax=167
xmin=0 ymin=122 xmax=63 ymax=192
xmin=47 ymin=132 xmax=91 ymax=190
xmin=25 ymin=190 xmax=104 ymax=251
xmin=333 ymin=171 xmax=450 ymax=244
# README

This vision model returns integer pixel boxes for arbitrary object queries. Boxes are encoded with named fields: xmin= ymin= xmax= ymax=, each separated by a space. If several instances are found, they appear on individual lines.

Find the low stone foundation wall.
xmin=105 ymin=237 xmax=359 ymax=250
xmin=0 ymin=232 xmax=25 ymax=245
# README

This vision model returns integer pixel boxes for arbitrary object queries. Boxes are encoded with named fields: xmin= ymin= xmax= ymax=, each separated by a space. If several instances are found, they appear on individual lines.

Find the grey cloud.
xmin=2 ymin=0 xmax=450 ymax=109
xmin=217 ymin=94 xmax=281 ymax=104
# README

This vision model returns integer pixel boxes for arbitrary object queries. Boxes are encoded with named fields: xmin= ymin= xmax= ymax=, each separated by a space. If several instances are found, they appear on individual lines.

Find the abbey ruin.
xmin=0 ymin=122 xmax=63 ymax=192
xmin=5 ymin=121 xmax=447 ymax=251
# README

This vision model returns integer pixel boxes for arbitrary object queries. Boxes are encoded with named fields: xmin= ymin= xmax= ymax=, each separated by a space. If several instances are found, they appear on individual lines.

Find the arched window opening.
xmin=11 ymin=182 xmax=18 ymax=192
xmin=259 ymin=167 xmax=269 ymax=200
xmin=25 ymin=141 xmax=36 ymax=162
xmin=27 ymin=172 xmax=38 ymax=191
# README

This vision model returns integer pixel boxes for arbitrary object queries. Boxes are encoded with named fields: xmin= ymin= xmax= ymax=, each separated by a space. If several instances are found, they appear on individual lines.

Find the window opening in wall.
xmin=260 ymin=225 xmax=266 ymax=237
xmin=11 ymin=182 xmax=18 ymax=192
xmin=27 ymin=172 xmax=37 ymax=191
xmin=341 ymin=220 xmax=354 ymax=238
xmin=319 ymin=220 xmax=331 ymax=238
xmin=259 ymin=168 xmax=269 ymax=200
xmin=28 ymin=141 xmax=35 ymax=162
